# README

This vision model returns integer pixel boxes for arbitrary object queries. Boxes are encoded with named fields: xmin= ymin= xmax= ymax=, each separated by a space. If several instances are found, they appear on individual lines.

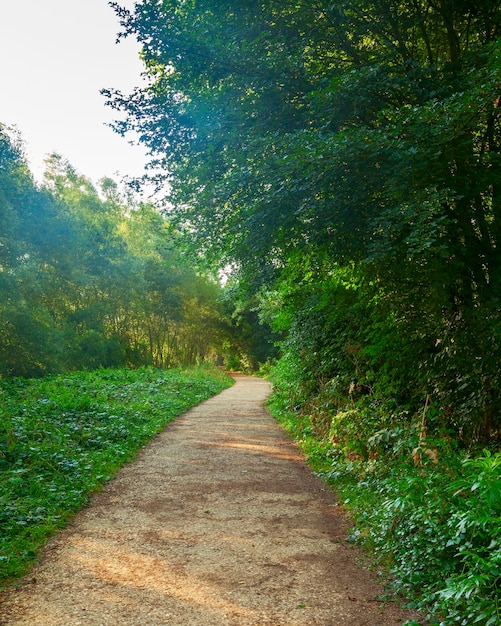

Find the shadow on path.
xmin=0 ymin=376 xmax=421 ymax=625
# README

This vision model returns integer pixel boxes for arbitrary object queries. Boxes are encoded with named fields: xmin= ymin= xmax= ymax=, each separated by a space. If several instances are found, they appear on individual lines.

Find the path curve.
xmin=0 ymin=375 xmax=419 ymax=625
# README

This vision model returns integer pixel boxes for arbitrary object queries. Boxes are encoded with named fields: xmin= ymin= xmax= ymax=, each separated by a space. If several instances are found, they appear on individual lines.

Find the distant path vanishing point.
xmin=0 ymin=375 xmax=420 ymax=625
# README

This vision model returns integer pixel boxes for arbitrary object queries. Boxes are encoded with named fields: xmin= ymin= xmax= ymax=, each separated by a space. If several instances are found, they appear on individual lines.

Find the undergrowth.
xmin=0 ymin=365 xmax=233 ymax=587
xmin=267 ymin=375 xmax=501 ymax=626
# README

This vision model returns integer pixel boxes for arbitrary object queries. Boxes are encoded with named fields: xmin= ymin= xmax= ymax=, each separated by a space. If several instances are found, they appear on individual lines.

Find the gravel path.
xmin=0 ymin=375 xmax=420 ymax=625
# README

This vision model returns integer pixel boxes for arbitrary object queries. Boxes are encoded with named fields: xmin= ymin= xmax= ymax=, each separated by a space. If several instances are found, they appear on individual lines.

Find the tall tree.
xmin=0 ymin=132 xmax=241 ymax=376
xmin=106 ymin=0 xmax=501 ymax=439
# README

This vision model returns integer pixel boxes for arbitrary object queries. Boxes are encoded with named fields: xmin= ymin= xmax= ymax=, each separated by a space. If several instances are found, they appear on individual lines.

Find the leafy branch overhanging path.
xmin=0 ymin=376 xmax=419 ymax=625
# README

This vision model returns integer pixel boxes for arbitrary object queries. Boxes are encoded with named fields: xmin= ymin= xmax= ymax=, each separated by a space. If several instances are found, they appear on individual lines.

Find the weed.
xmin=268 ymin=372 xmax=501 ymax=626
xmin=0 ymin=365 xmax=232 ymax=586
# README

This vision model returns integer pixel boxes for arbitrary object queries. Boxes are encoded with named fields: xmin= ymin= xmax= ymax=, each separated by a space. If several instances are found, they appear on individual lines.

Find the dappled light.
xmin=195 ymin=437 xmax=304 ymax=462
xmin=0 ymin=378 xmax=418 ymax=625
xmin=2 ymin=1 xmax=501 ymax=623
xmin=71 ymin=536 xmax=259 ymax=621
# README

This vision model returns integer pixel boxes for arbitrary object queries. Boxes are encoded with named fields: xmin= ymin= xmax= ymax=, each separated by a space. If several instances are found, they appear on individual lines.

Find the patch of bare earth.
xmin=0 ymin=375 xmax=422 ymax=625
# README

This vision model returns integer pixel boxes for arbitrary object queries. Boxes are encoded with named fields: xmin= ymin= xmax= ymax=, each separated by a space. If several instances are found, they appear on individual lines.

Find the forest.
xmin=104 ymin=1 xmax=501 ymax=623
xmin=1 ymin=0 xmax=501 ymax=624
xmin=106 ymin=0 xmax=501 ymax=445
xmin=0 ymin=130 xmax=260 ymax=377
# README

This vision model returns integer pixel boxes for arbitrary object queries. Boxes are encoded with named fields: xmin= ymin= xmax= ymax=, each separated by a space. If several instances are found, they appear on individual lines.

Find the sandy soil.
xmin=0 ymin=375 xmax=421 ymax=625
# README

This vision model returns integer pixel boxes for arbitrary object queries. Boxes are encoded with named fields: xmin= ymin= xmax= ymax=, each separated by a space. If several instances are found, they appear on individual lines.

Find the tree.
xmin=0 ymin=132 xmax=240 ymax=376
xmin=106 ymin=0 xmax=501 ymax=440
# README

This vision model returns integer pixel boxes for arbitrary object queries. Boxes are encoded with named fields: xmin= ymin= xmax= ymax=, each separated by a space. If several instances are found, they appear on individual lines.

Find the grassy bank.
xmin=267 ymin=383 xmax=501 ymax=626
xmin=0 ymin=365 xmax=233 ymax=587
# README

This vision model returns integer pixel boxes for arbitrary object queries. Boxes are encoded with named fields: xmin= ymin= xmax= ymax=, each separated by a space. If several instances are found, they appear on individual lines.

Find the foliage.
xmin=107 ymin=0 xmax=501 ymax=441
xmin=268 ymin=368 xmax=501 ymax=626
xmin=0 ymin=130 xmax=254 ymax=375
xmin=0 ymin=365 xmax=233 ymax=586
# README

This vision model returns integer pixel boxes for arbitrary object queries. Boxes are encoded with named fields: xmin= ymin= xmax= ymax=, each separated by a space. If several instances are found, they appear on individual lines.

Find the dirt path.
xmin=0 ymin=375 xmax=420 ymax=625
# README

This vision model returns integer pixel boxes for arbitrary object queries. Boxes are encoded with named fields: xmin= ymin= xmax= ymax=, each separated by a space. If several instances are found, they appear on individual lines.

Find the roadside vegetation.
xmin=2 ymin=1 xmax=501 ymax=624
xmin=0 ymin=365 xmax=233 ymax=587
xmin=268 ymin=363 xmax=501 ymax=626
xmin=104 ymin=3 xmax=501 ymax=622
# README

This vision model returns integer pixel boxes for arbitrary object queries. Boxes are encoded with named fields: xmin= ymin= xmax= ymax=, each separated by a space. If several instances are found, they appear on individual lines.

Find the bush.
xmin=268 ymin=364 xmax=501 ymax=626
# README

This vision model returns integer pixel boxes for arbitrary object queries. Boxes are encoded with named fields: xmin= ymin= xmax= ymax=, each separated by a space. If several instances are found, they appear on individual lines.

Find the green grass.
xmin=0 ymin=365 xmax=233 ymax=587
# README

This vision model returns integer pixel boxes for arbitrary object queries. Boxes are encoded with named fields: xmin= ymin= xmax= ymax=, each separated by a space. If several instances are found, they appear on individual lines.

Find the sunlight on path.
xmin=0 ymin=376 xmax=419 ymax=625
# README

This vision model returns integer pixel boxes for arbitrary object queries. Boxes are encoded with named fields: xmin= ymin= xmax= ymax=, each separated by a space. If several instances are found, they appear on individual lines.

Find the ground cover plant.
xmin=0 ymin=365 xmax=233 ymax=587
xmin=267 ymin=373 xmax=501 ymax=626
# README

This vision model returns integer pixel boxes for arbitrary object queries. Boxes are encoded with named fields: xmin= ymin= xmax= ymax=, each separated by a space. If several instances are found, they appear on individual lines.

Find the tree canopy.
xmin=0 ymin=126 xmax=249 ymax=377
xmin=106 ymin=0 xmax=501 ymax=442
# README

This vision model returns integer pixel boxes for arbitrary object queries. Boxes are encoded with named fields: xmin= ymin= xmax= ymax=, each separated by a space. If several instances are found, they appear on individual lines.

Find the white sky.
xmin=0 ymin=0 xmax=149 ymax=186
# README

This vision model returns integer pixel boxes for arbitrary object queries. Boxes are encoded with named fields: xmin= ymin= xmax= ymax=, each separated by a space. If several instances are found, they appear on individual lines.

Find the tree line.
xmin=0 ymin=127 xmax=254 ymax=377
xmin=106 ymin=0 xmax=501 ymax=445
